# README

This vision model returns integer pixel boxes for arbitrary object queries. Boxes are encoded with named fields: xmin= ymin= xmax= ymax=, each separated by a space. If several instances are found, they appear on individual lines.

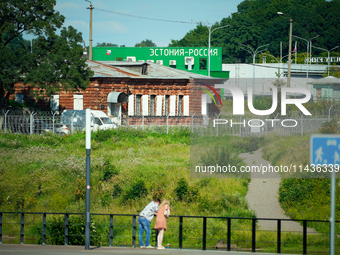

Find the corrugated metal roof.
xmin=86 ymin=60 xmax=222 ymax=80
xmin=87 ymin=61 xmax=142 ymax=78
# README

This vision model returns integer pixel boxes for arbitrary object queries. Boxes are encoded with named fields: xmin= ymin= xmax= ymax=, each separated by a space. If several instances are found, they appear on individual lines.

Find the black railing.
xmin=0 ymin=211 xmax=337 ymax=254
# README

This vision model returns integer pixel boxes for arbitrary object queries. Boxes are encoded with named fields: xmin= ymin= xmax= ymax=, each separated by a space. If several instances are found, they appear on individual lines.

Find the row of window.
xmin=49 ymin=94 xmax=190 ymax=117
xmin=128 ymin=95 xmax=189 ymax=116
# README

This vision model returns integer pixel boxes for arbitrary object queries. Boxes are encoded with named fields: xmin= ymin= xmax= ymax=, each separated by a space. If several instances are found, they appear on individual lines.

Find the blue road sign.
xmin=310 ymin=135 xmax=340 ymax=165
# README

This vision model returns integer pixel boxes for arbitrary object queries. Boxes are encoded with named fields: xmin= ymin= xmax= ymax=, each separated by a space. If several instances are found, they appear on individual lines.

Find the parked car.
xmin=54 ymin=123 xmax=69 ymax=135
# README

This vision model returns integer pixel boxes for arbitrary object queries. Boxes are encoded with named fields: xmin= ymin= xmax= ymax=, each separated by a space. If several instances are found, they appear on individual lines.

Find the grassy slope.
xmin=2 ymin=124 xmax=338 ymax=249
xmin=0 ymin=127 xmax=260 ymax=248
xmin=0 ymin=127 xmax=253 ymax=217
xmin=262 ymin=133 xmax=340 ymax=233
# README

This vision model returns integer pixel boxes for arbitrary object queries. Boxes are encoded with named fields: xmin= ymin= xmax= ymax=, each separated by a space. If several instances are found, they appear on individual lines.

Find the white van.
xmin=61 ymin=110 xmax=117 ymax=132
xmin=91 ymin=110 xmax=117 ymax=131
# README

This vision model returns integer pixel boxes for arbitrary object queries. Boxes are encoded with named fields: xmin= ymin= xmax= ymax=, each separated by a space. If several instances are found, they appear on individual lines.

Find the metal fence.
xmin=0 ymin=109 xmax=338 ymax=136
xmin=0 ymin=110 xmax=72 ymax=135
xmin=0 ymin=211 xmax=337 ymax=253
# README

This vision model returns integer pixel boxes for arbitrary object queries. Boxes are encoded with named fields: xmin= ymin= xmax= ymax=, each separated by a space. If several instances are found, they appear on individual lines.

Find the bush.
xmin=93 ymin=129 xmax=117 ymax=142
xmin=101 ymin=159 xmax=119 ymax=181
xmin=37 ymin=215 xmax=101 ymax=245
xmin=279 ymin=179 xmax=321 ymax=206
xmin=112 ymin=184 xmax=122 ymax=198
xmin=174 ymin=178 xmax=188 ymax=201
xmin=123 ymin=179 xmax=147 ymax=201
xmin=319 ymin=119 xmax=339 ymax=134
xmin=174 ymin=178 xmax=200 ymax=202
xmin=100 ymin=192 xmax=112 ymax=207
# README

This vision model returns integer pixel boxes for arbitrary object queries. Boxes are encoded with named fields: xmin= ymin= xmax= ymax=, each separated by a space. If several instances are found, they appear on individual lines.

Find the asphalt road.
xmin=0 ymin=244 xmax=298 ymax=255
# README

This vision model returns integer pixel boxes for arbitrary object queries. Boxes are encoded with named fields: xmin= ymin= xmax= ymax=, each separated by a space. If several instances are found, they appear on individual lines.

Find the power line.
xmin=95 ymin=7 xmax=198 ymax=24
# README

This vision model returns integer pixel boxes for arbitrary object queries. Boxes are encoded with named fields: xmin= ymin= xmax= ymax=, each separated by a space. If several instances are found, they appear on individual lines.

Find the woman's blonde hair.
xmin=159 ymin=199 xmax=170 ymax=208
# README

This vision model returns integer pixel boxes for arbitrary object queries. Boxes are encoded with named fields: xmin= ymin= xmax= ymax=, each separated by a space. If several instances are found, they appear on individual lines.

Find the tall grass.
xmin=1 ymin=126 xmax=339 ymax=252
xmin=262 ymin=133 xmax=340 ymax=235
xmin=0 ymin=127 xmax=253 ymax=218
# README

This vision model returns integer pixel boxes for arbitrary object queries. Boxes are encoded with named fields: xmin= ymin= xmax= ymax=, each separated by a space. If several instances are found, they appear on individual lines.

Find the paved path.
xmin=240 ymin=148 xmax=316 ymax=233
xmin=0 ymin=244 xmax=298 ymax=255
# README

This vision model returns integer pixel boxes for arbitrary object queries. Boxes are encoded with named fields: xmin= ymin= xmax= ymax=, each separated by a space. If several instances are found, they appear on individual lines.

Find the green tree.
xmin=0 ymin=0 xmax=93 ymax=108
xmin=134 ymin=39 xmax=156 ymax=47
xmin=169 ymin=0 xmax=340 ymax=64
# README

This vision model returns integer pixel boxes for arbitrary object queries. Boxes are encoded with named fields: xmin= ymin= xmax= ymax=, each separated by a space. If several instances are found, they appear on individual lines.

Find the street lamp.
xmin=312 ymin=45 xmax=339 ymax=76
xmin=277 ymin=11 xmax=293 ymax=87
xmin=292 ymin=35 xmax=309 ymax=80
xmin=309 ymin=35 xmax=320 ymax=60
xmin=208 ymin=25 xmax=230 ymax=76
xmin=262 ymin=53 xmax=282 ymax=77
xmin=239 ymin=43 xmax=269 ymax=92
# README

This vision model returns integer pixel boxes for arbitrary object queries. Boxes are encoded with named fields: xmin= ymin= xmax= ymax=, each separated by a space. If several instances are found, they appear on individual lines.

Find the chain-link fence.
xmin=0 ymin=109 xmax=338 ymax=136
xmin=0 ymin=110 xmax=82 ymax=135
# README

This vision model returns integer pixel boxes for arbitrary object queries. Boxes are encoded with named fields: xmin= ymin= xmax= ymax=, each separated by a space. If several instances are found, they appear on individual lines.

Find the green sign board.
xmin=92 ymin=47 xmax=225 ymax=76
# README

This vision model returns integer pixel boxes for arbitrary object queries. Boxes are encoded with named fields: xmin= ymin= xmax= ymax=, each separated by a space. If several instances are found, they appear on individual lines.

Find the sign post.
xmin=310 ymin=135 xmax=340 ymax=255
xmin=85 ymin=108 xmax=91 ymax=250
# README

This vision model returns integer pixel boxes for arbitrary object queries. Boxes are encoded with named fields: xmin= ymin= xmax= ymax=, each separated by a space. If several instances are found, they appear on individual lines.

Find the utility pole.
xmin=86 ymin=0 xmax=94 ymax=60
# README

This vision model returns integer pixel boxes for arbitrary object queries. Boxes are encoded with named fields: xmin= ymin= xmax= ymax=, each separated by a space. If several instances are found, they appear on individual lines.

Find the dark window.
xmin=94 ymin=118 xmax=102 ymax=125
xmin=142 ymin=64 xmax=148 ymax=75
xmin=199 ymin=58 xmax=207 ymax=70
xmin=178 ymin=95 xmax=183 ymax=116
xmin=135 ymin=95 xmax=142 ymax=116
xmin=164 ymin=95 xmax=169 ymax=115
xmin=115 ymin=57 xmax=123 ymax=61
xmin=150 ymin=95 xmax=156 ymax=116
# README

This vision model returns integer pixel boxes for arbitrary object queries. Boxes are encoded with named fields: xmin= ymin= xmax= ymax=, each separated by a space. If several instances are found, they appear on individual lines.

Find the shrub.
xmin=174 ymin=178 xmax=200 ymax=202
xmin=319 ymin=119 xmax=339 ymax=134
xmin=174 ymin=178 xmax=189 ymax=201
xmin=93 ymin=129 xmax=117 ymax=142
xmin=37 ymin=215 xmax=101 ymax=245
xmin=123 ymin=179 xmax=147 ymax=201
xmin=100 ymin=192 xmax=112 ymax=207
xmin=279 ymin=179 xmax=320 ymax=206
xmin=112 ymin=184 xmax=122 ymax=198
xmin=101 ymin=160 xmax=119 ymax=181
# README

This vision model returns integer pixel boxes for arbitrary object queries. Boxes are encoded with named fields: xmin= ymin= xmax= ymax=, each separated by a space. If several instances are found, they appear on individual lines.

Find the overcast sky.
xmin=43 ymin=0 xmax=243 ymax=47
